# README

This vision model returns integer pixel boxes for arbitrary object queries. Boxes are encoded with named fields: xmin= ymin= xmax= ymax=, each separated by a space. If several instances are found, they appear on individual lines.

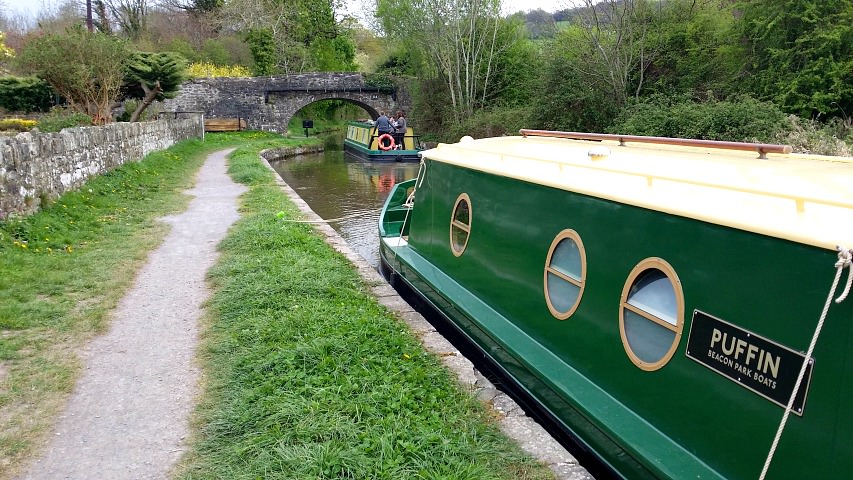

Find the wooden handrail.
xmin=519 ymin=129 xmax=793 ymax=159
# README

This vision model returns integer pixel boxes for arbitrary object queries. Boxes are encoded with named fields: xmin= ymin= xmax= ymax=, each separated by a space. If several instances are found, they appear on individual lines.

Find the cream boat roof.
xmin=422 ymin=134 xmax=853 ymax=251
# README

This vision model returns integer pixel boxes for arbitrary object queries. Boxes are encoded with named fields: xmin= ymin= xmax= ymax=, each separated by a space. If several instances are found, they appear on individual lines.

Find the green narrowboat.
xmin=344 ymin=120 xmax=422 ymax=162
xmin=378 ymin=130 xmax=853 ymax=479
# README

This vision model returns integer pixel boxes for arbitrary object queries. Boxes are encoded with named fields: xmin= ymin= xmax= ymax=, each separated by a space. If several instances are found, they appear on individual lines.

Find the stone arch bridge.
xmin=162 ymin=73 xmax=411 ymax=133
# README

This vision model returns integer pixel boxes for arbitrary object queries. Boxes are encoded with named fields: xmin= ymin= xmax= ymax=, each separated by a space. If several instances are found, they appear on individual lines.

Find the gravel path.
xmin=18 ymin=149 xmax=245 ymax=480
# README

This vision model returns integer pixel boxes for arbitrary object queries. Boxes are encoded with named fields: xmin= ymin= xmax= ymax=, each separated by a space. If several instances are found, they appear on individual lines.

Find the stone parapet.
xmin=0 ymin=117 xmax=203 ymax=218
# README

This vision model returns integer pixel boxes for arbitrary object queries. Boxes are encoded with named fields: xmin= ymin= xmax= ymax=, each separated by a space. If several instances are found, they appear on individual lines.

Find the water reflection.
xmin=270 ymin=149 xmax=420 ymax=267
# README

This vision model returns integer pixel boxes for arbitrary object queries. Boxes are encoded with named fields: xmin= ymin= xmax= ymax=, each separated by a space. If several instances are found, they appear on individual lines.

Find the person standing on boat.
xmin=375 ymin=111 xmax=394 ymax=149
xmin=376 ymin=111 xmax=393 ymax=136
xmin=393 ymin=111 xmax=407 ymax=150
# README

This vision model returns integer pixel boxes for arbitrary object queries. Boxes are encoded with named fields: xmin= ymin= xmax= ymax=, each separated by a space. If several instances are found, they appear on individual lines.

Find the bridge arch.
xmin=162 ymin=73 xmax=411 ymax=133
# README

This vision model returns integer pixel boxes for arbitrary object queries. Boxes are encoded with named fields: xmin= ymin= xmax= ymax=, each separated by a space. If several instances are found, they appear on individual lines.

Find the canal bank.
xmin=1 ymin=134 xmax=590 ymax=479
xmin=178 ymin=141 xmax=592 ymax=478
xmin=261 ymin=150 xmax=593 ymax=480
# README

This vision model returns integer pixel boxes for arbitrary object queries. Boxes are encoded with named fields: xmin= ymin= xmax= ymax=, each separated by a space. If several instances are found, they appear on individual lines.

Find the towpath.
xmin=18 ymin=149 xmax=245 ymax=480
xmin=17 ymin=147 xmax=592 ymax=480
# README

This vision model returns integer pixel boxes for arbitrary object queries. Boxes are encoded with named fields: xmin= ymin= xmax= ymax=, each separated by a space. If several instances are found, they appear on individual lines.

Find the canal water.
xmin=269 ymin=146 xmax=420 ymax=267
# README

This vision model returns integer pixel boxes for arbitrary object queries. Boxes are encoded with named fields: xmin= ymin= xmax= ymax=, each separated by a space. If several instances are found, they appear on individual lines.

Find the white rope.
xmin=280 ymin=210 xmax=376 ymax=224
xmin=758 ymin=246 xmax=853 ymax=479
xmin=391 ymin=160 xmax=425 ymax=264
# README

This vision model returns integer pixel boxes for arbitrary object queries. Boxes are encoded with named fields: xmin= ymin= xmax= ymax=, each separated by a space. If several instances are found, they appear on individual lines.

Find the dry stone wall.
xmin=0 ymin=117 xmax=203 ymax=218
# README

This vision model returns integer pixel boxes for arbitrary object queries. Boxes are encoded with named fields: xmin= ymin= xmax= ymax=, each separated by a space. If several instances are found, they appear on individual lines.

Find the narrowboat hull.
xmin=378 ymin=132 xmax=853 ymax=479
xmin=344 ymin=121 xmax=421 ymax=162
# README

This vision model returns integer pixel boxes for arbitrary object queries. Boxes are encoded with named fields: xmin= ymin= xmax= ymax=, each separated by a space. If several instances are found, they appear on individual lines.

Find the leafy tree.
xmin=571 ymin=0 xmax=663 ymax=107
xmin=641 ymin=0 xmax=743 ymax=97
xmin=95 ymin=0 xmax=150 ymax=40
xmin=245 ymin=28 xmax=276 ymax=76
xmin=739 ymin=0 xmax=853 ymax=118
xmin=16 ymin=25 xmax=131 ymax=124
xmin=0 ymin=31 xmax=14 ymax=66
xmin=376 ymin=0 xmax=507 ymax=123
xmin=122 ymin=51 xmax=188 ymax=122
xmin=521 ymin=9 xmax=557 ymax=40
xmin=309 ymin=36 xmax=357 ymax=72
xmin=161 ymin=0 xmax=224 ymax=14
xmin=529 ymin=27 xmax=620 ymax=132
xmin=220 ymin=0 xmax=351 ymax=73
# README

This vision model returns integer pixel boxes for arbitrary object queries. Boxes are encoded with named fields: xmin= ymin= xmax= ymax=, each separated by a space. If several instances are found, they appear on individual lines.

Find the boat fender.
xmin=378 ymin=134 xmax=395 ymax=151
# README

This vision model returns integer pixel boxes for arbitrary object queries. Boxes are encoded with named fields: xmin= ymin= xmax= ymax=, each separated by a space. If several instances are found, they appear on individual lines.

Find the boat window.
xmin=619 ymin=258 xmax=684 ymax=371
xmin=450 ymin=193 xmax=472 ymax=257
xmin=544 ymin=230 xmax=586 ymax=319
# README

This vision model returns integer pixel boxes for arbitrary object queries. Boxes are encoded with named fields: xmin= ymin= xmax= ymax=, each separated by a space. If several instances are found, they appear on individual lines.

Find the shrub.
xmin=187 ymin=62 xmax=252 ymax=78
xmin=778 ymin=115 xmax=852 ymax=156
xmin=0 ymin=76 xmax=54 ymax=112
xmin=443 ymin=105 xmax=535 ymax=142
xmin=36 ymin=108 xmax=92 ymax=132
xmin=0 ymin=118 xmax=37 ymax=132
xmin=608 ymin=94 xmax=791 ymax=143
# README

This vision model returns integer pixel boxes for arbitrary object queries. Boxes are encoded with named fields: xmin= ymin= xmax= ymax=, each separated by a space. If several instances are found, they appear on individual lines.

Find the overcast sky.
xmin=3 ymin=0 xmax=573 ymax=21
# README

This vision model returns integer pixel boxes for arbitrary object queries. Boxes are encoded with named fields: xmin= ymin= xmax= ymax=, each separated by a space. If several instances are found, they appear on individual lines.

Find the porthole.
xmin=544 ymin=230 xmax=586 ymax=319
xmin=619 ymin=258 xmax=684 ymax=371
xmin=450 ymin=193 xmax=472 ymax=257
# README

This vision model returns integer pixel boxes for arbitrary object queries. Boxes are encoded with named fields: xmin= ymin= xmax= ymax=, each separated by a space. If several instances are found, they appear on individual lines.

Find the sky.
xmin=3 ymin=0 xmax=573 ymax=21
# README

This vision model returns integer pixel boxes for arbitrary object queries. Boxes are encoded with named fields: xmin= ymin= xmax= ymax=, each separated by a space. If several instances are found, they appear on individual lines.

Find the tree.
xmin=641 ymin=0 xmax=742 ymax=97
xmin=376 ymin=0 xmax=507 ymax=123
xmin=571 ymin=0 xmax=662 ymax=107
xmin=160 ymin=0 xmax=224 ymax=14
xmin=219 ymin=0 xmax=351 ymax=74
xmin=0 ymin=30 xmax=14 ymax=73
xmin=123 ymin=51 xmax=187 ymax=121
xmin=16 ymin=25 xmax=131 ymax=124
xmin=95 ymin=0 xmax=150 ymax=40
xmin=739 ymin=0 xmax=853 ymax=118
xmin=521 ymin=9 xmax=557 ymax=40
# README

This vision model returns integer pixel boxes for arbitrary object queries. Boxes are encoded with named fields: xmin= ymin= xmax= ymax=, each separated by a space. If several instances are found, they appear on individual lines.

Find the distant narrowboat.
xmin=344 ymin=120 xmax=422 ymax=162
xmin=378 ymin=130 xmax=853 ymax=479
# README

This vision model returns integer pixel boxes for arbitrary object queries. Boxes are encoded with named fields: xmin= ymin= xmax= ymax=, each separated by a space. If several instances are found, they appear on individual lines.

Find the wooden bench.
xmin=204 ymin=118 xmax=247 ymax=132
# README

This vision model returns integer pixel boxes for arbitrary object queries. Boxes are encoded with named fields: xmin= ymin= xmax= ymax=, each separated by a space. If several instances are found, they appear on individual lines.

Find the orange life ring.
xmin=378 ymin=133 xmax=395 ymax=151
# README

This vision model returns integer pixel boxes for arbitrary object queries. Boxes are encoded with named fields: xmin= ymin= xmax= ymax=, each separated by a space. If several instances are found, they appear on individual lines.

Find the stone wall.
xmin=162 ymin=74 xmax=412 ymax=133
xmin=0 ymin=117 xmax=203 ymax=219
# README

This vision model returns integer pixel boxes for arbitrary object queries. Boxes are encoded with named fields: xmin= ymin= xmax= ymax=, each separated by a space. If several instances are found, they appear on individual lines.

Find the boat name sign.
xmin=685 ymin=310 xmax=813 ymax=415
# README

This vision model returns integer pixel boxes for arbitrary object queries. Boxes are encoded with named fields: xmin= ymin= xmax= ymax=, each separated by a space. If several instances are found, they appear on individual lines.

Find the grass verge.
xmin=175 ymin=145 xmax=554 ymax=479
xmin=0 ymin=131 xmax=316 ymax=478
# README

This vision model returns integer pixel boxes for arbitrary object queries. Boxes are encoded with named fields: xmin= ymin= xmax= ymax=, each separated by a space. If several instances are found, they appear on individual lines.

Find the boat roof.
xmin=421 ymin=131 xmax=853 ymax=250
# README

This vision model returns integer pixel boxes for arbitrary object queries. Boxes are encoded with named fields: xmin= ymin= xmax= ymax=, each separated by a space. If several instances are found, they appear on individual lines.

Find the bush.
xmin=608 ymin=94 xmax=791 ymax=143
xmin=0 ymin=118 xmax=37 ymax=132
xmin=778 ymin=115 xmax=852 ymax=156
xmin=443 ymin=105 xmax=535 ymax=142
xmin=36 ymin=108 xmax=92 ymax=132
xmin=0 ymin=76 xmax=54 ymax=112
xmin=187 ymin=62 xmax=252 ymax=78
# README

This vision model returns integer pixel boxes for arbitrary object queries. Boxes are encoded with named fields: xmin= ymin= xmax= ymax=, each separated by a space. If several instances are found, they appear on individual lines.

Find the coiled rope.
xmin=758 ymin=246 xmax=853 ymax=480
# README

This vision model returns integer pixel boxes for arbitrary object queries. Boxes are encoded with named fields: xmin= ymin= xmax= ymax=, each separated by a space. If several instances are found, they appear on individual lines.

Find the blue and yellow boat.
xmin=344 ymin=120 xmax=422 ymax=162
xmin=379 ymin=130 xmax=853 ymax=479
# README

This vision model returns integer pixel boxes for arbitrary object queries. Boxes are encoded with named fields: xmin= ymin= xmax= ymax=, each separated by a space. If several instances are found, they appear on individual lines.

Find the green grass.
xmin=176 ymin=145 xmax=554 ymax=479
xmin=0 ymin=131 xmax=313 ymax=479
xmin=0 ymin=131 xmax=552 ymax=479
